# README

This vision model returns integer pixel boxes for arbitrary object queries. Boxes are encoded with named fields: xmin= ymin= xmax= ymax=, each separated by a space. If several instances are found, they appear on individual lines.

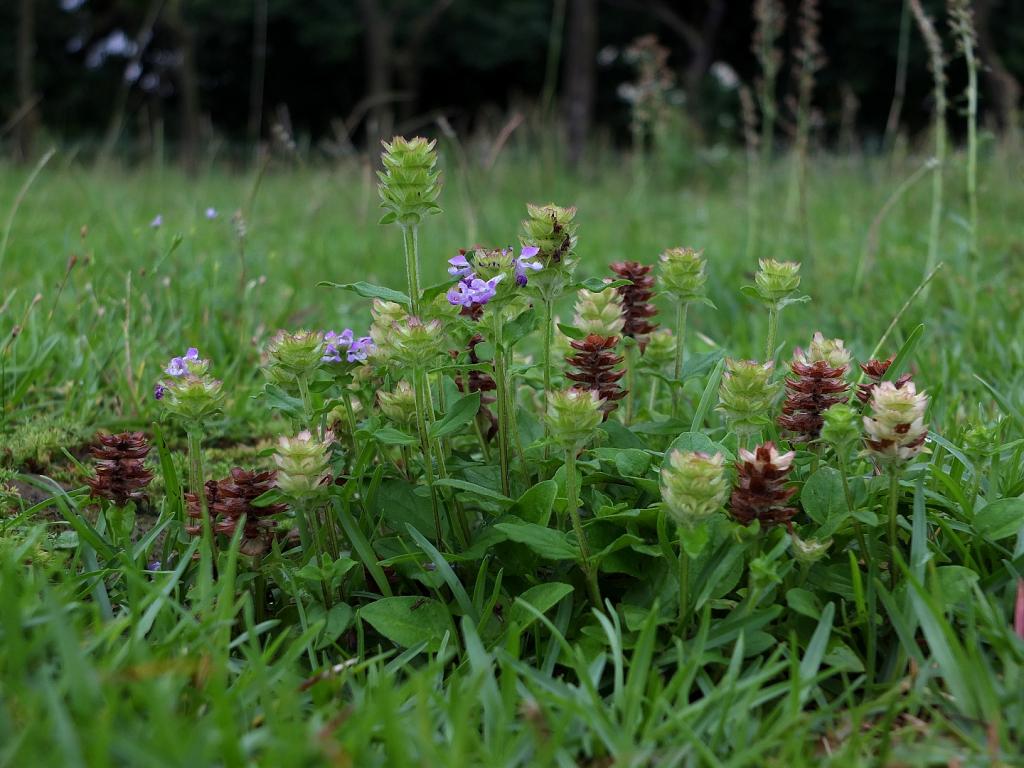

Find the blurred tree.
xmin=564 ymin=0 xmax=597 ymax=167
xmin=13 ymin=0 xmax=39 ymax=161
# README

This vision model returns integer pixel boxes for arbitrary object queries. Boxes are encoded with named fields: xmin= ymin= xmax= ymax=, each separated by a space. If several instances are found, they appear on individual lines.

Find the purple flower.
xmin=153 ymin=383 xmax=166 ymax=400
xmin=347 ymin=336 xmax=375 ymax=362
xmin=150 ymin=214 xmax=163 ymax=229
xmin=515 ymin=246 xmax=542 ymax=286
xmin=165 ymin=347 xmax=200 ymax=376
xmin=147 ymin=560 xmax=162 ymax=571
xmin=447 ymin=274 xmax=504 ymax=307
xmin=448 ymin=252 xmax=472 ymax=277
xmin=205 ymin=207 xmax=218 ymax=220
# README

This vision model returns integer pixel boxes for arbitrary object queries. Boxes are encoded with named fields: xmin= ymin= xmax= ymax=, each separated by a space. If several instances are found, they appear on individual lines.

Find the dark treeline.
xmin=2 ymin=0 xmax=1022 ymax=165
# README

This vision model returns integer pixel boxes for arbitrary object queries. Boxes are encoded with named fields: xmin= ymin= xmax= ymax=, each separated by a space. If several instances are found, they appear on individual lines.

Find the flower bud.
xmin=369 ymin=299 xmax=408 ymax=360
xmin=754 ymin=259 xmax=801 ymax=308
xmin=790 ymin=532 xmax=833 ymax=564
xmin=378 ymin=382 xmax=417 ymax=429
xmin=573 ymin=287 xmax=625 ymax=337
xmin=864 ymin=381 xmax=929 ymax=464
xmin=263 ymin=330 xmax=325 ymax=385
xmin=820 ymin=403 xmax=860 ymax=457
xmin=717 ymin=359 xmax=779 ymax=437
xmin=156 ymin=348 xmax=224 ymax=424
xmin=660 ymin=450 xmax=728 ymax=528
xmin=392 ymin=316 xmax=445 ymax=368
xmin=274 ymin=431 xmax=332 ymax=496
xmin=377 ymin=136 xmax=442 ymax=226
xmin=546 ymin=389 xmax=603 ymax=449
xmin=639 ymin=329 xmax=675 ymax=369
xmin=658 ymin=247 xmax=707 ymax=303
xmin=520 ymin=203 xmax=578 ymax=271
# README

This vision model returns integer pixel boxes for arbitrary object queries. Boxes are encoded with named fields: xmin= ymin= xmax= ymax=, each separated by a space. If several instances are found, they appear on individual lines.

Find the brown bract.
xmin=610 ymin=260 xmax=658 ymax=350
xmin=566 ymin=334 xmax=627 ymax=419
xmin=729 ymin=442 xmax=798 ymax=530
xmin=186 ymin=468 xmax=285 ymax=556
xmin=778 ymin=360 xmax=849 ymax=441
xmin=857 ymin=357 xmax=911 ymax=404
xmin=85 ymin=431 xmax=154 ymax=507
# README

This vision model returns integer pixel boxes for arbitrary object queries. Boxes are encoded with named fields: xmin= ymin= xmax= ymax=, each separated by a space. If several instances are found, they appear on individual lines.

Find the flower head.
xmin=573 ymin=286 xmax=625 ymax=337
xmin=264 ymin=330 xmax=325 ymax=383
xmin=150 ymin=214 xmax=163 ymax=229
xmin=753 ymin=259 xmax=802 ymax=307
xmin=205 ymin=207 xmax=218 ymax=220
xmin=274 ymin=431 xmax=333 ymax=497
xmin=730 ymin=442 xmax=798 ymax=529
xmin=520 ymin=203 xmax=578 ymax=269
xmin=322 ymin=329 xmax=375 ymax=364
xmin=778 ymin=341 xmax=849 ymax=443
xmin=378 ymin=381 xmax=418 ymax=429
xmin=392 ymin=316 xmax=445 ymax=367
xmin=660 ymin=450 xmax=728 ymax=528
xmin=85 ymin=431 xmax=154 ymax=507
xmin=863 ymin=381 xmax=928 ymax=464
xmin=377 ymin=136 xmax=442 ymax=226
xmin=447 ymin=274 xmax=504 ymax=308
xmin=515 ymin=246 xmax=543 ymax=286
xmin=166 ymin=347 xmax=202 ymax=377
xmin=448 ymin=251 xmax=472 ymax=277
xmin=546 ymin=389 xmax=604 ymax=449
xmin=718 ymin=359 xmax=780 ymax=437
xmin=566 ymin=334 xmax=627 ymax=419
xmin=799 ymin=332 xmax=851 ymax=369
xmin=610 ymin=260 xmax=658 ymax=350
xmin=658 ymin=247 xmax=707 ymax=303
xmin=820 ymin=403 xmax=860 ymax=457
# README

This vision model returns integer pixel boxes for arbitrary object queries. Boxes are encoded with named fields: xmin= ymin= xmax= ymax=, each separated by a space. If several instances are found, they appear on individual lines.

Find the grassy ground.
xmin=1 ymin=141 xmax=1023 ymax=766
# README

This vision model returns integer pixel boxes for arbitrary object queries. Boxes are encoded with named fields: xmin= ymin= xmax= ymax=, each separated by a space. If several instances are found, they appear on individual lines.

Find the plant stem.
xmin=401 ymin=225 xmax=422 ymax=317
xmin=624 ymin=344 xmax=636 ymax=424
xmin=838 ymin=455 xmax=871 ymax=561
xmin=678 ymin=534 xmax=690 ymax=632
xmin=765 ymin=306 xmax=779 ymax=362
xmin=493 ymin=324 xmax=512 ymax=496
xmin=672 ymin=302 xmax=688 ymax=418
xmin=413 ymin=366 xmax=444 ymax=547
xmin=888 ymin=469 xmax=901 ymax=589
xmin=566 ymin=448 xmax=602 ymax=610
xmin=541 ymin=295 xmax=554 ymax=457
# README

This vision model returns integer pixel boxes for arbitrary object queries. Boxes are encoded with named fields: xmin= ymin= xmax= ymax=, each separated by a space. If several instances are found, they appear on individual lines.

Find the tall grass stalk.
xmin=909 ymin=0 xmax=947 ymax=295
xmin=949 ymin=0 xmax=980 ymax=308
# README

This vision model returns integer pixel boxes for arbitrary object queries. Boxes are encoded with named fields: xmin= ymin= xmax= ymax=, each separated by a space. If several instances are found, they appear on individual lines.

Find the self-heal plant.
xmin=547 ymin=388 xmax=604 ymax=608
xmin=660 ymin=450 xmax=728 ymax=628
xmin=864 ymin=380 xmax=929 ymax=586
xmin=745 ymin=258 xmax=807 ymax=361
xmin=378 ymin=136 xmax=442 ymax=316
xmin=658 ymin=247 xmax=714 ymax=417
xmin=274 ymin=430 xmax=333 ymax=563
xmin=264 ymin=330 xmax=325 ymax=427
xmin=573 ymin=286 xmax=625 ymax=337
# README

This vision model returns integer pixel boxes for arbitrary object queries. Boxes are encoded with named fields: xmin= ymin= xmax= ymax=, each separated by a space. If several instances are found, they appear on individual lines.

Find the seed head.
xmin=85 ymin=431 xmax=154 ymax=507
xmin=660 ymin=450 xmax=728 ymax=528
xmin=378 ymin=381 xmax=418 ymax=430
xmin=856 ymin=356 xmax=911 ymax=404
xmin=565 ymin=334 xmax=628 ymax=419
xmin=610 ymin=260 xmax=659 ymax=350
xmin=778 ymin=338 xmax=849 ymax=442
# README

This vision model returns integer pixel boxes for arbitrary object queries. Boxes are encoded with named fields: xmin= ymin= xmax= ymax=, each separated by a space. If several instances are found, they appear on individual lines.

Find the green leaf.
xmin=935 ymin=566 xmax=980 ymax=605
xmin=786 ymin=587 xmax=822 ymax=619
xmin=574 ymin=277 xmax=630 ymax=293
xmin=494 ymin=522 xmax=577 ymax=560
xmin=371 ymin=427 xmax=420 ymax=447
xmin=614 ymin=449 xmax=652 ymax=478
xmin=359 ymin=597 xmax=450 ymax=652
xmin=690 ymin=358 xmax=727 ymax=432
xmin=557 ymin=323 xmax=586 ymax=340
xmin=429 ymin=391 xmax=481 ymax=440
xmin=434 ymin=479 xmax=513 ymax=506
xmin=801 ymin=467 xmax=846 ymax=525
xmin=509 ymin=480 xmax=558 ymax=525
xmin=372 ymin=480 xmax=442 ymax=539
xmin=884 ymin=323 xmax=924 ymax=382
xmin=679 ymin=524 xmax=709 ymax=558
xmin=318 ymin=280 xmax=410 ymax=306
xmin=973 ymin=497 xmax=1024 ymax=540
xmin=508 ymin=582 xmax=574 ymax=628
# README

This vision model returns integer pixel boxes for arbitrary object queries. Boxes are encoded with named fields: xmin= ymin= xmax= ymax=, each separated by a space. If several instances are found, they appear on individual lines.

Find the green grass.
xmin=1 ymin=141 xmax=1023 ymax=766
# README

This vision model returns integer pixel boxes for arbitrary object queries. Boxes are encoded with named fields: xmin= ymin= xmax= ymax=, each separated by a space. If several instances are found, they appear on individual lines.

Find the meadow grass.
xmin=1 ymin=141 xmax=1023 ymax=766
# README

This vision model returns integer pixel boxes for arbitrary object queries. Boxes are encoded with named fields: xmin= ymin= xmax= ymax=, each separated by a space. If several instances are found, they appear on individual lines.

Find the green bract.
xmin=753 ymin=258 xmax=802 ymax=307
xmin=263 ymin=329 xmax=324 ymax=385
xmin=273 ymin=430 xmax=332 ymax=497
xmin=659 ymin=247 xmax=707 ymax=303
xmin=717 ymin=359 xmax=779 ymax=436
xmin=573 ymin=286 xmax=625 ymax=337
xmin=546 ymin=389 xmax=603 ymax=449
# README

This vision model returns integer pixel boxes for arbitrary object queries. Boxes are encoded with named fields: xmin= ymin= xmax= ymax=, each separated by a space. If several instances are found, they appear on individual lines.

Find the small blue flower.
xmin=205 ymin=207 xmax=218 ymax=220
xmin=154 ymin=383 xmax=166 ymax=400
xmin=448 ymin=252 xmax=472 ymax=277
xmin=150 ymin=214 xmax=163 ymax=229
xmin=447 ymin=273 xmax=504 ymax=307
xmin=515 ymin=245 xmax=542 ymax=286
xmin=347 ymin=336 xmax=375 ymax=362
xmin=165 ymin=347 xmax=200 ymax=376
xmin=323 ymin=329 xmax=354 ymax=363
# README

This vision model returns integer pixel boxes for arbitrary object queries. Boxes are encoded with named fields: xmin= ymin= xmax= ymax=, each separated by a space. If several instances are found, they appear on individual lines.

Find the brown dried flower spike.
xmin=729 ymin=442 xmax=798 ymax=530
xmin=85 ymin=431 xmax=154 ymax=507
xmin=187 ymin=469 xmax=286 ymax=556
xmin=610 ymin=260 xmax=658 ymax=350
xmin=778 ymin=360 xmax=849 ymax=442
xmin=566 ymin=334 xmax=627 ymax=419
xmin=857 ymin=356 xmax=911 ymax=404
